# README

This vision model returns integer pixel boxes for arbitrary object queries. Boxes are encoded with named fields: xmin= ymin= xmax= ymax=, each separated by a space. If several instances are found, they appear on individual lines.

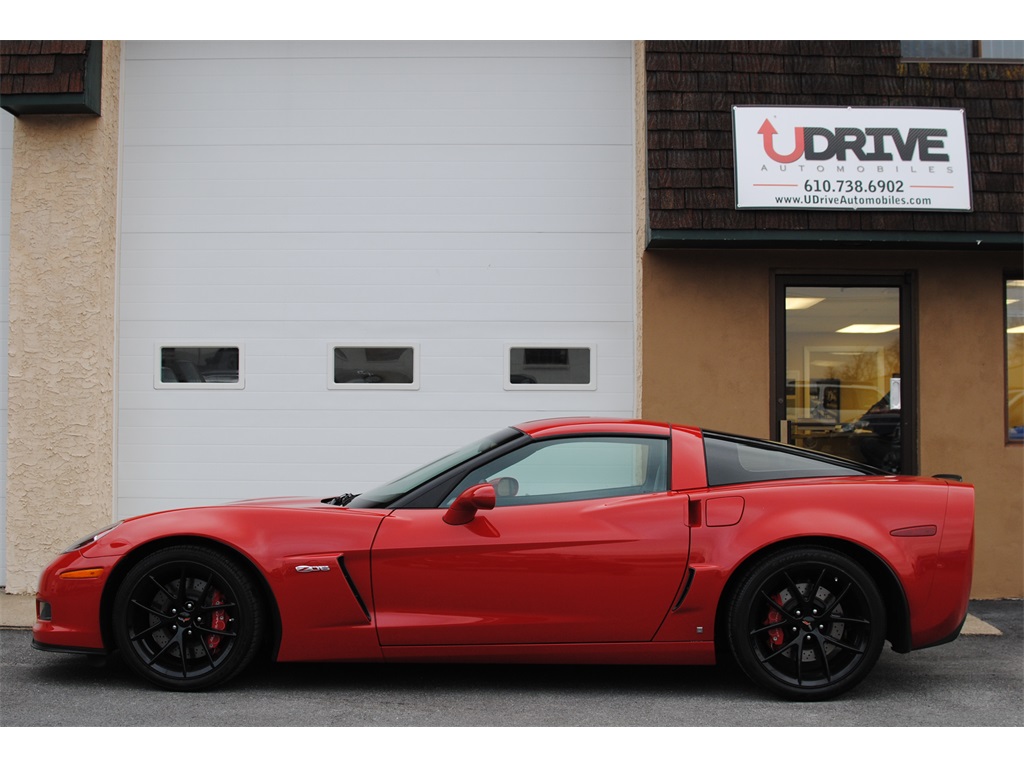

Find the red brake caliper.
xmin=206 ymin=590 xmax=227 ymax=651
xmin=765 ymin=594 xmax=784 ymax=649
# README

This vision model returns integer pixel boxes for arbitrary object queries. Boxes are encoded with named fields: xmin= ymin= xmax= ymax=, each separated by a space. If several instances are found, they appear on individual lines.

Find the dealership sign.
xmin=732 ymin=106 xmax=972 ymax=211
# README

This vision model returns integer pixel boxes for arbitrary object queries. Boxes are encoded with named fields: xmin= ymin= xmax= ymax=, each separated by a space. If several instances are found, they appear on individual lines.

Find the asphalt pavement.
xmin=1 ymin=599 xmax=1020 ymax=729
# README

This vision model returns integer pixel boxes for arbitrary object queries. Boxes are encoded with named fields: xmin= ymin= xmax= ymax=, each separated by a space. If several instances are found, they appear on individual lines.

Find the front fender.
xmin=85 ymin=504 xmax=389 ymax=661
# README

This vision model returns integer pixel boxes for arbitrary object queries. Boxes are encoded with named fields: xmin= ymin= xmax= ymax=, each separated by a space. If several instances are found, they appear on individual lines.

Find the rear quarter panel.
xmin=655 ymin=477 xmax=973 ymax=649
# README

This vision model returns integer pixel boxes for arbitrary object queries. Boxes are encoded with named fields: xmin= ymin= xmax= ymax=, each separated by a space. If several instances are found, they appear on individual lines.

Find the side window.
xmin=156 ymin=345 xmax=243 ymax=389
xmin=704 ymin=434 xmax=870 ymax=487
xmin=446 ymin=437 xmax=668 ymax=506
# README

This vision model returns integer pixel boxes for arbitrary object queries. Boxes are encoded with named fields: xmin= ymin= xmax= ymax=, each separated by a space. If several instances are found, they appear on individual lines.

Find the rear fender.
xmin=663 ymin=481 xmax=956 ymax=649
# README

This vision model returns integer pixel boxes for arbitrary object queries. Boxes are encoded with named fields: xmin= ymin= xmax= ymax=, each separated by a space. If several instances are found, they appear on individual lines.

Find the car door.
xmin=370 ymin=435 xmax=691 ymax=646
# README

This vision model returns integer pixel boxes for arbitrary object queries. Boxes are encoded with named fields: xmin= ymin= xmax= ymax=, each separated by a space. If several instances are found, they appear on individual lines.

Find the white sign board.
xmin=732 ymin=106 xmax=972 ymax=211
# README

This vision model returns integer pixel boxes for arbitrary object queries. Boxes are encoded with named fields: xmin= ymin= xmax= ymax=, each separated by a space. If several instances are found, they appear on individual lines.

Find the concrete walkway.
xmin=0 ymin=591 xmax=1005 ymax=634
xmin=1 ymin=593 xmax=36 ymax=628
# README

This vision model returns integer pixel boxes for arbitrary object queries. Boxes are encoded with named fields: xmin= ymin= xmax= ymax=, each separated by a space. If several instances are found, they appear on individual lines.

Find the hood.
xmin=80 ymin=495 xmax=388 ymax=561
xmin=224 ymin=496 xmax=329 ymax=510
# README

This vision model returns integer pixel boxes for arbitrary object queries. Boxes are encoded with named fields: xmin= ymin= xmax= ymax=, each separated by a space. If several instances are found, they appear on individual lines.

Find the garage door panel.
xmin=119 ymin=230 xmax=632 ymax=252
xmin=118 ymin=299 xmax=634 ymax=324
xmin=122 ymin=141 xmax=631 ymax=169
xmin=121 ymin=188 xmax=630 ymax=217
xmin=118 ymin=41 xmax=635 ymax=519
xmin=128 ymin=124 xmax=631 ymax=148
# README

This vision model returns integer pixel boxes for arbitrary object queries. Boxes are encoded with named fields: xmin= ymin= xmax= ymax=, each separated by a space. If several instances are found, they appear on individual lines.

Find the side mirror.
xmin=493 ymin=476 xmax=519 ymax=498
xmin=443 ymin=483 xmax=496 ymax=526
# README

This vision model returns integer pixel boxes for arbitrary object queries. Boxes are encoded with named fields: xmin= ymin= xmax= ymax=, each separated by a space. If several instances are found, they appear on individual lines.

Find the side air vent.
xmin=672 ymin=568 xmax=697 ymax=612
xmin=337 ymin=556 xmax=371 ymax=623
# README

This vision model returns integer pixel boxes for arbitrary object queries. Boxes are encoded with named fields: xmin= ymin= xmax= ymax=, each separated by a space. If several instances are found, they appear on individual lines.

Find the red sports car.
xmin=32 ymin=418 xmax=974 ymax=700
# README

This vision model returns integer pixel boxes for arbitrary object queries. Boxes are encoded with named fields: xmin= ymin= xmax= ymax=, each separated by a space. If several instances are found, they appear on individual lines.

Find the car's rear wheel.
xmin=113 ymin=545 xmax=264 ymax=691
xmin=727 ymin=546 xmax=885 ymax=701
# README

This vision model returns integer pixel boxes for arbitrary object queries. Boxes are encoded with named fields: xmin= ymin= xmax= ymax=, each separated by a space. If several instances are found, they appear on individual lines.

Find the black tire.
xmin=113 ymin=545 xmax=264 ymax=691
xmin=727 ymin=546 xmax=886 ymax=701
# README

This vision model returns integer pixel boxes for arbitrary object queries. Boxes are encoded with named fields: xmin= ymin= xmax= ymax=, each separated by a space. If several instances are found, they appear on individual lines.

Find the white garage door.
xmin=118 ymin=41 xmax=636 ymax=519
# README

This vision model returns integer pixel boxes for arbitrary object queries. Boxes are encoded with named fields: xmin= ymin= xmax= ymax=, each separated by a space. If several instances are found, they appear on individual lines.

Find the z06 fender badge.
xmin=295 ymin=565 xmax=331 ymax=573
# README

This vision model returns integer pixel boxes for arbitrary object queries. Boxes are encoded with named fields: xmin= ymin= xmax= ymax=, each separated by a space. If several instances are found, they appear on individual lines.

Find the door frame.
xmin=771 ymin=272 xmax=919 ymax=475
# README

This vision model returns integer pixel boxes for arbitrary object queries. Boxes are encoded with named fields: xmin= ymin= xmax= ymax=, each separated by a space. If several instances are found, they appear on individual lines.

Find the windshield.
xmin=345 ymin=427 xmax=523 ymax=508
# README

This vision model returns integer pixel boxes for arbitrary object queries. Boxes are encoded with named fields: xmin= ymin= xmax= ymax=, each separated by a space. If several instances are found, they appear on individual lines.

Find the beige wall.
xmin=633 ymin=41 xmax=647 ymax=415
xmin=641 ymin=251 xmax=772 ymax=436
xmin=917 ymin=256 xmax=1023 ymax=598
xmin=641 ymin=249 xmax=1023 ymax=598
xmin=5 ymin=42 xmax=122 ymax=593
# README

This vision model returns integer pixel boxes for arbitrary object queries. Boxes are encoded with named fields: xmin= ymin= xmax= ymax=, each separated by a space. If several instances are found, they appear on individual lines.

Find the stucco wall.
xmin=917 ymin=256 xmax=1023 ymax=598
xmin=4 ymin=42 xmax=121 ymax=593
xmin=640 ymin=251 xmax=772 ymax=437
xmin=633 ymin=41 xmax=647 ymax=415
xmin=640 ymin=248 xmax=1023 ymax=598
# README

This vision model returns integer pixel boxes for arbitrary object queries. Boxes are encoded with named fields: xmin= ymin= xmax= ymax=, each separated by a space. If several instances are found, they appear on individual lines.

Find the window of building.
xmin=505 ymin=345 xmax=595 ymax=389
xmin=775 ymin=279 xmax=913 ymax=474
xmin=156 ymin=345 xmax=243 ymax=389
xmin=329 ymin=344 xmax=418 ymax=389
xmin=901 ymin=41 xmax=1024 ymax=60
xmin=1007 ymin=279 xmax=1024 ymax=443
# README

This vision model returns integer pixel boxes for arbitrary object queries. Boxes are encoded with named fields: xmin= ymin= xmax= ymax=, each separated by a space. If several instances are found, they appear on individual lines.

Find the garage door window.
xmin=505 ymin=346 xmax=595 ymax=389
xmin=329 ymin=345 xmax=419 ymax=389
xmin=156 ymin=345 xmax=243 ymax=389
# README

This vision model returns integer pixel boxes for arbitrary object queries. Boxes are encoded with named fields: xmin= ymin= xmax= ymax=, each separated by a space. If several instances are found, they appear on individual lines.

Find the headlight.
xmin=62 ymin=522 xmax=121 ymax=553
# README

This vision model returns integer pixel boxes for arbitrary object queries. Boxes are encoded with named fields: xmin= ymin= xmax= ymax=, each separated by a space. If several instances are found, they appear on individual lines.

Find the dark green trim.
xmin=648 ymin=228 xmax=1023 ymax=251
xmin=1 ymin=41 xmax=102 ymax=117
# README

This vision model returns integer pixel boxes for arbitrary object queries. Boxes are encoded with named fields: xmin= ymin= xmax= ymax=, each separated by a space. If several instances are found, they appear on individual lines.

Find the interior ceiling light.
xmin=786 ymin=297 xmax=825 ymax=310
xmin=836 ymin=324 xmax=900 ymax=334
xmin=1008 ymin=325 xmax=1024 ymax=334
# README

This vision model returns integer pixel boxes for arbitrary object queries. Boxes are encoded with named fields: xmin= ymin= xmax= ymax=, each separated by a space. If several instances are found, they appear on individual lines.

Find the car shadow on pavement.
xmin=251 ymin=657 xmax=753 ymax=697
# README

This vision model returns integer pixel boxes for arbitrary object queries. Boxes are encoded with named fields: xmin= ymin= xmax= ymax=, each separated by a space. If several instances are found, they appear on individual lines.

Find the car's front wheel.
xmin=112 ymin=545 xmax=264 ymax=691
xmin=727 ymin=546 xmax=886 ymax=701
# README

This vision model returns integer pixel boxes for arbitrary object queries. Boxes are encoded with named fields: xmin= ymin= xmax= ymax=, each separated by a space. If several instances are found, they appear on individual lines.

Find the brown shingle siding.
xmin=647 ymin=40 xmax=1024 ymax=236
xmin=6 ymin=41 xmax=42 ymax=55
xmin=12 ymin=55 xmax=55 ymax=75
xmin=732 ymin=54 xmax=785 ymax=74
xmin=0 ymin=40 xmax=90 ymax=96
xmin=703 ymin=209 xmax=747 ymax=228
xmin=648 ymin=110 xmax=699 ymax=131
xmin=991 ymin=99 xmax=1023 ymax=119
xmin=651 ymin=208 xmax=701 ymax=229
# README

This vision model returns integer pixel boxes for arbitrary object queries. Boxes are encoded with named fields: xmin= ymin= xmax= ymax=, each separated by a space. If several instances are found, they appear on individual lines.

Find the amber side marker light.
xmin=59 ymin=568 xmax=105 ymax=580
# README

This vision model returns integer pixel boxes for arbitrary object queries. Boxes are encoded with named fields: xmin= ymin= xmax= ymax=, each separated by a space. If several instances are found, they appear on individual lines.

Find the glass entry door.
xmin=776 ymin=279 xmax=911 ymax=474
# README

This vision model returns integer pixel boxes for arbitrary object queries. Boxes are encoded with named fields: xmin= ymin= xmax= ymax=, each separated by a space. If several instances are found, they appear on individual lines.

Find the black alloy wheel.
xmin=727 ymin=546 xmax=886 ymax=701
xmin=113 ymin=545 xmax=264 ymax=691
